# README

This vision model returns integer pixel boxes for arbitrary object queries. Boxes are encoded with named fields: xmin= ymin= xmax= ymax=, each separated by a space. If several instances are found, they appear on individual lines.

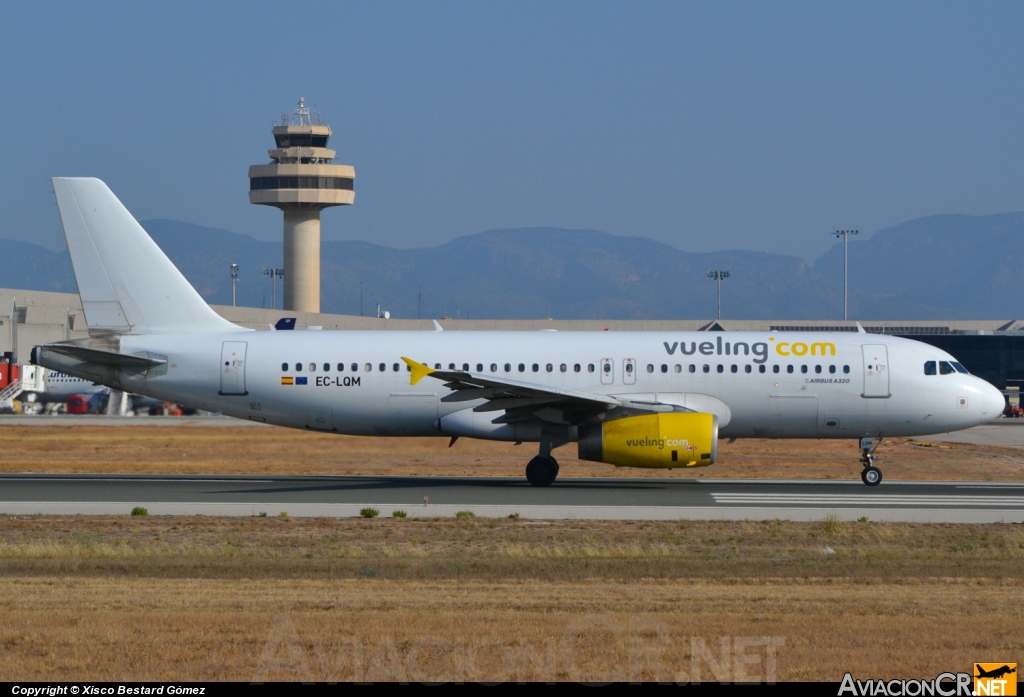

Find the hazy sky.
xmin=2 ymin=2 xmax=1023 ymax=260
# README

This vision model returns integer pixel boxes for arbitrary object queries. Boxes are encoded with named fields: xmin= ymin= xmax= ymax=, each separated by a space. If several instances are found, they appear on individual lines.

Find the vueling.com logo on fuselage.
xmin=625 ymin=437 xmax=696 ymax=450
xmin=663 ymin=337 xmax=836 ymax=363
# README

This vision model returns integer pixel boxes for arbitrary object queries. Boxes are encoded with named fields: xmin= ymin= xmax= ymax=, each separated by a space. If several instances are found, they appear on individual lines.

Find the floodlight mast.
xmin=707 ymin=270 xmax=731 ymax=320
xmin=230 ymin=263 xmax=239 ymax=307
xmin=261 ymin=267 xmax=284 ymax=310
xmin=833 ymin=229 xmax=859 ymax=320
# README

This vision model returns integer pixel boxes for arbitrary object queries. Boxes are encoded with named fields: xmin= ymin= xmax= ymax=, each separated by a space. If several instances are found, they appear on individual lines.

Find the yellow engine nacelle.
xmin=577 ymin=412 xmax=718 ymax=469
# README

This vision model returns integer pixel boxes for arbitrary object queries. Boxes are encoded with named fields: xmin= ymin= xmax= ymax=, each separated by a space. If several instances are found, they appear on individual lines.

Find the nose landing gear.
xmin=859 ymin=436 xmax=883 ymax=486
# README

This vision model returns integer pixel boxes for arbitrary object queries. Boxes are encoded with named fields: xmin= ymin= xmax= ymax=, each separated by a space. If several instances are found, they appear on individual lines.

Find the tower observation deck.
xmin=248 ymin=98 xmax=355 ymax=312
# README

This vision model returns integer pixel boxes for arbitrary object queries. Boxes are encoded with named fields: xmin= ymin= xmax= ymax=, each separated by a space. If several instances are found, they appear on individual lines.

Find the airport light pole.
xmin=833 ymin=229 xmax=859 ymax=320
xmin=707 ymin=270 xmax=730 ymax=320
xmin=230 ymin=263 xmax=239 ymax=307
xmin=261 ymin=267 xmax=284 ymax=310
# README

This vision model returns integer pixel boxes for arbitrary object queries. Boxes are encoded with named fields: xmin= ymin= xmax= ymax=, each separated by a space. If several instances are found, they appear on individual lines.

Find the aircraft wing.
xmin=401 ymin=357 xmax=676 ymax=426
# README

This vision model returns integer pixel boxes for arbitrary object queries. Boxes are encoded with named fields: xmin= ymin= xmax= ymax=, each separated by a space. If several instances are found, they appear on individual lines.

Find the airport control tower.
xmin=249 ymin=98 xmax=355 ymax=313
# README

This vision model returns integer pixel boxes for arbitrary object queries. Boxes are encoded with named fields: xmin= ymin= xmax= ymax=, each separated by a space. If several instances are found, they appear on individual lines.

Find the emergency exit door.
xmin=600 ymin=358 xmax=614 ymax=385
xmin=220 ymin=341 xmax=248 ymax=395
xmin=861 ymin=344 xmax=890 ymax=398
xmin=623 ymin=358 xmax=636 ymax=385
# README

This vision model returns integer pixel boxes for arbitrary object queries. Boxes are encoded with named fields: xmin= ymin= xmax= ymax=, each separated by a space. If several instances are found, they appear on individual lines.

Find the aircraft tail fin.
xmin=51 ymin=177 xmax=238 ymax=335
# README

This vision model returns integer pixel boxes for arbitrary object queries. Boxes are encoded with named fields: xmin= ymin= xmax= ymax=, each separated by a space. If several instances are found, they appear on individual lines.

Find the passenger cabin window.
xmin=814 ymin=365 xmax=821 ymax=374
xmin=532 ymin=363 xmax=539 ymax=372
xmin=703 ymin=365 xmax=710 ymax=373
xmin=924 ymin=361 xmax=937 ymax=376
xmin=800 ymin=365 xmax=807 ymax=374
xmin=829 ymin=365 xmax=836 ymax=374
xmin=560 ymin=364 xmax=567 ymax=372
xmin=449 ymin=363 xmax=456 ymax=370
xmin=491 ymin=364 xmax=497 ymax=372
xmin=787 ymin=365 xmax=794 ymax=374
xmin=674 ymin=365 xmax=682 ymax=373
xmin=662 ymin=364 xmax=668 ymax=373
xmin=477 ymin=364 xmax=483 ymax=372
xmin=717 ymin=365 xmax=724 ymax=373
xmin=365 ymin=363 xmax=372 ymax=372
xmin=731 ymin=365 xmax=738 ymax=373
xmin=462 ymin=363 xmax=469 ymax=371
xmin=296 ymin=363 xmax=303 ymax=372
xmin=393 ymin=363 xmax=400 ymax=372
xmin=939 ymin=361 xmax=955 ymax=375
xmin=745 ymin=365 xmax=752 ymax=373
xmin=379 ymin=363 xmax=386 ymax=372
xmin=309 ymin=363 xmax=316 ymax=372
xmin=574 ymin=364 xmax=581 ymax=372
xmin=519 ymin=364 xmax=526 ymax=372
xmin=588 ymin=364 xmax=595 ymax=373
xmin=759 ymin=365 xmax=766 ymax=373
xmin=546 ymin=364 xmax=553 ymax=372
xmin=843 ymin=365 xmax=850 ymax=374
xmin=505 ymin=363 xmax=512 ymax=372
xmin=352 ymin=363 xmax=358 ymax=372
xmin=281 ymin=363 xmax=289 ymax=371
xmin=323 ymin=363 xmax=330 ymax=372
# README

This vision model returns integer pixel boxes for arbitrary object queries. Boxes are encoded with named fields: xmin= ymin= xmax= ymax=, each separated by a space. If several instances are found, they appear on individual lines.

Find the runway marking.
xmin=0 ymin=478 xmax=276 ymax=484
xmin=711 ymin=493 xmax=1024 ymax=507
xmin=957 ymin=484 xmax=1024 ymax=489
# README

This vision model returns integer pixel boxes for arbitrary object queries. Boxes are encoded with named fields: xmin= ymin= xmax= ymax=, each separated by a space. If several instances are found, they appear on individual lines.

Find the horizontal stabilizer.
xmin=36 ymin=343 xmax=166 ymax=370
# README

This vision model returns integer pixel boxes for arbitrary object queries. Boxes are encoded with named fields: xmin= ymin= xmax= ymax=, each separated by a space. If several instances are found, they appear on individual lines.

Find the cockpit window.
xmin=924 ymin=361 xmax=936 ymax=376
xmin=951 ymin=362 xmax=969 ymax=374
xmin=939 ymin=361 xmax=955 ymax=375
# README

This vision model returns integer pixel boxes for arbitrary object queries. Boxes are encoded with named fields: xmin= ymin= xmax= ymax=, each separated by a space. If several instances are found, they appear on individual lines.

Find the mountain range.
xmin=3 ymin=212 xmax=1023 ymax=320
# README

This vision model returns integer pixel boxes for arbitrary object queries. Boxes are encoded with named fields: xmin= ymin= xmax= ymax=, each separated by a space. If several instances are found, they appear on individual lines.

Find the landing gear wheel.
xmin=861 ymin=466 xmax=882 ymax=486
xmin=526 ymin=456 xmax=559 ymax=487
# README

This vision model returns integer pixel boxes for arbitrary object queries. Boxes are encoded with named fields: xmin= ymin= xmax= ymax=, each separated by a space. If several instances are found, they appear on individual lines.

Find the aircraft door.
xmin=862 ymin=344 xmax=890 ymax=398
xmin=219 ymin=341 xmax=248 ymax=395
xmin=623 ymin=358 xmax=636 ymax=385
xmin=600 ymin=358 xmax=614 ymax=385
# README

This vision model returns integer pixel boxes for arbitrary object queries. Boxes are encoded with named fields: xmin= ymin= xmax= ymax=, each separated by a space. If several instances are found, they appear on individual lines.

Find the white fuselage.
xmin=107 ymin=329 xmax=1003 ymax=441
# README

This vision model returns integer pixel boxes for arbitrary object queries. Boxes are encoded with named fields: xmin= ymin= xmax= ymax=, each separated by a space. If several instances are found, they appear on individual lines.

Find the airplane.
xmin=21 ymin=366 xmax=108 ymax=403
xmin=31 ymin=178 xmax=1005 ymax=486
xmin=975 ymin=665 xmax=1016 ymax=680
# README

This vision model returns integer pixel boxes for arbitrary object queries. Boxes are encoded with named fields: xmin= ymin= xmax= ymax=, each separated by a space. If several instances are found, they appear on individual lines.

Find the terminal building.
xmin=4 ymin=287 xmax=1024 ymax=404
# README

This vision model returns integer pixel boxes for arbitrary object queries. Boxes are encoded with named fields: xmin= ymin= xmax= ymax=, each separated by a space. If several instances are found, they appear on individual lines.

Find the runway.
xmin=1 ymin=474 xmax=1023 ymax=522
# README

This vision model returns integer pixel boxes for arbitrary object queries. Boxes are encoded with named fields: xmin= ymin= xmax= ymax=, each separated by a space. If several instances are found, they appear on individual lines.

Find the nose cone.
xmin=978 ymin=380 xmax=1005 ymax=423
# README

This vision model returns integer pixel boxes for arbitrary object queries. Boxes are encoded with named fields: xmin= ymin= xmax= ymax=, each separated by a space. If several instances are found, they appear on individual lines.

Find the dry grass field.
xmin=0 ymin=516 xmax=1022 ymax=682
xmin=1 ymin=423 xmax=1023 ymax=480
xmin=1 ymin=425 xmax=1022 ymax=681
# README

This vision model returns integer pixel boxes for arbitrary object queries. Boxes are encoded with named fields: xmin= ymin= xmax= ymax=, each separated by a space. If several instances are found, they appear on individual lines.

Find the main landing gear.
xmin=859 ymin=436 xmax=883 ymax=486
xmin=525 ymin=428 xmax=568 ymax=487
xmin=526 ymin=455 xmax=559 ymax=487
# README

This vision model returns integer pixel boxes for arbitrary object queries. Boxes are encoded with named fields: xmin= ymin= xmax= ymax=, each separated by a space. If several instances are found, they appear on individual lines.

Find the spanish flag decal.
xmin=281 ymin=376 xmax=294 ymax=385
